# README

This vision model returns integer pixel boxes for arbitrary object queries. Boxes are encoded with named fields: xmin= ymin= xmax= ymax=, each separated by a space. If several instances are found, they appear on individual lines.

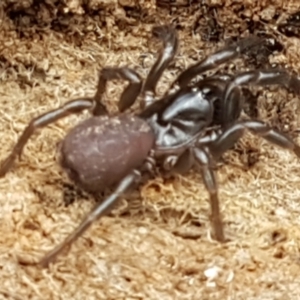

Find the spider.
xmin=1 ymin=25 xmax=300 ymax=267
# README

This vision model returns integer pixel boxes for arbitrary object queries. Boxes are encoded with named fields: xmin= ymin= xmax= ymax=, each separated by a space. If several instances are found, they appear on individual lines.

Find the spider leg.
xmin=193 ymin=119 xmax=300 ymax=242
xmin=193 ymin=147 xmax=225 ymax=242
xmin=97 ymin=26 xmax=178 ymax=113
xmin=208 ymin=120 xmax=300 ymax=160
xmin=0 ymin=99 xmax=94 ymax=177
xmin=39 ymin=169 xmax=140 ymax=267
xmin=94 ymin=67 xmax=143 ymax=113
xmin=220 ymin=70 xmax=300 ymax=126
xmin=173 ymin=36 xmax=264 ymax=88
xmin=142 ymin=25 xmax=178 ymax=108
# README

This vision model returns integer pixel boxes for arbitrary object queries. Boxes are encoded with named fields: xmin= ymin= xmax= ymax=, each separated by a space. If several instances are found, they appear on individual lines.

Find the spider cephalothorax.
xmin=1 ymin=25 xmax=300 ymax=267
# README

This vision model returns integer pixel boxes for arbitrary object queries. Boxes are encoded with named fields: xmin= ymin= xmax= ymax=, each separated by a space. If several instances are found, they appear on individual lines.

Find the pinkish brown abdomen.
xmin=60 ymin=115 xmax=155 ymax=193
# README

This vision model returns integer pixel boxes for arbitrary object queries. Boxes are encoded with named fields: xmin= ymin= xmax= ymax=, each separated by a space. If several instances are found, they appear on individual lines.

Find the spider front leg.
xmin=100 ymin=26 xmax=178 ymax=112
xmin=194 ymin=120 xmax=300 ymax=242
xmin=208 ymin=120 xmax=300 ymax=160
xmin=95 ymin=67 xmax=143 ymax=113
xmin=158 ymin=147 xmax=224 ymax=241
xmin=173 ymin=36 xmax=264 ymax=88
xmin=142 ymin=25 xmax=178 ymax=106
xmin=0 ymin=99 xmax=95 ymax=177
xmin=193 ymin=147 xmax=225 ymax=242
xmin=220 ymin=69 xmax=300 ymax=126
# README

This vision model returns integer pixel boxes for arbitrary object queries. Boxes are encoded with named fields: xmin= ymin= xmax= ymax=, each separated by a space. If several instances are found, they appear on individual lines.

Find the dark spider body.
xmin=1 ymin=25 xmax=300 ymax=267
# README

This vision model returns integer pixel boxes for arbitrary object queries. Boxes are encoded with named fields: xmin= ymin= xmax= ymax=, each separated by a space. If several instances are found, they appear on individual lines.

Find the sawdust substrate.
xmin=1 ymin=1 xmax=300 ymax=299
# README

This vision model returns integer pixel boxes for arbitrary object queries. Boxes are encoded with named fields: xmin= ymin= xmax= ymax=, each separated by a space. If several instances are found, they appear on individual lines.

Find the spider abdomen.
xmin=59 ymin=115 xmax=155 ymax=193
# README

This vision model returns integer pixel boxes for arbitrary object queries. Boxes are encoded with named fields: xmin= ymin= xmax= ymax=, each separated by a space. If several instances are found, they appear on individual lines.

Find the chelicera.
xmin=1 ymin=25 xmax=300 ymax=267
